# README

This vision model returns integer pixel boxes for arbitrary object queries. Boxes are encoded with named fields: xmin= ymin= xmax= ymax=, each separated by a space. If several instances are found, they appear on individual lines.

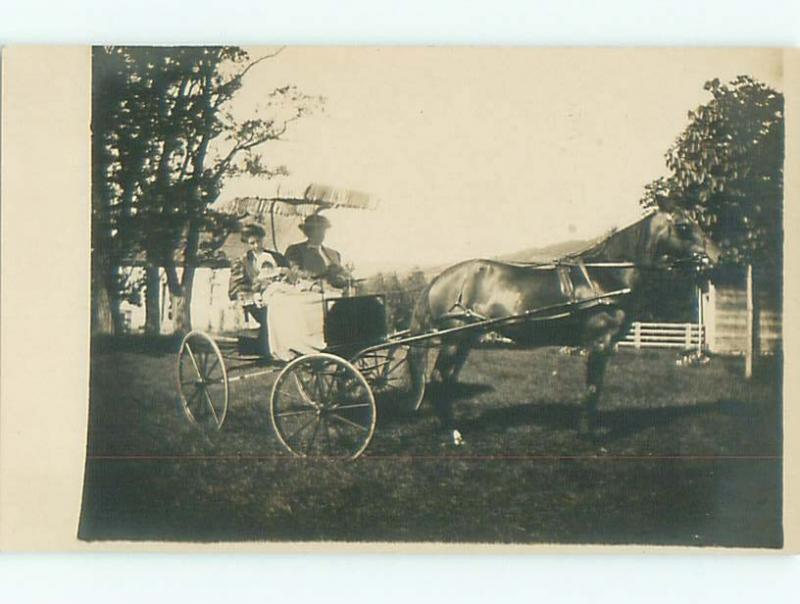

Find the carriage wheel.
xmin=270 ymin=353 xmax=376 ymax=460
xmin=177 ymin=330 xmax=229 ymax=432
xmin=351 ymin=344 xmax=427 ymax=412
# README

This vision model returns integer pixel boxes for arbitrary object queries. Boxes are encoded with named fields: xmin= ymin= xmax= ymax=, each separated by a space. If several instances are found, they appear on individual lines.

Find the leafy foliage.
xmin=358 ymin=270 xmax=429 ymax=330
xmin=641 ymin=76 xmax=783 ymax=268
xmin=92 ymin=46 xmax=322 ymax=330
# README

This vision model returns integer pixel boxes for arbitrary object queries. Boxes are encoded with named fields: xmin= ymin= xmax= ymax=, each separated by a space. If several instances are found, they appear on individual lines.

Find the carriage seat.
xmin=269 ymin=250 xmax=290 ymax=268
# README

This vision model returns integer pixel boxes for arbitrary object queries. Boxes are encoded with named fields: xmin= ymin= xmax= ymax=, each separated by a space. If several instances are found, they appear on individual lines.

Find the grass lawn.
xmin=79 ymin=339 xmax=782 ymax=546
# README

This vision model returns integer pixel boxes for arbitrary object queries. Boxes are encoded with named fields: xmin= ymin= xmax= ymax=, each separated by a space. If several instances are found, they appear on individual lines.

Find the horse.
xmin=408 ymin=208 xmax=721 ymax=439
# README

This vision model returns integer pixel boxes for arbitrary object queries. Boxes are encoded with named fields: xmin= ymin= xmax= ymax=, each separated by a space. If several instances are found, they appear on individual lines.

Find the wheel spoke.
xmin=314 ymin=370 xmax=325 ymax=401
xmin=329 ymin=412 xmax=369 ymax=432
xmin=277 ymin=386 xmax=316 ymax=408
xmin=340 ymin=376 xmax=365 ymax=400
xmin=293 ymin=371 xmax=316 ymax=404
xmin=285 ymin=415 xmax=320 ymax=444
xmin=321 ymin=371 xmax=340 ymax=405
xmin=332 ymin=402 xmax=372 ymax=411
xmin=200 ymin=387 xmax=220 ymax=425
xmin=384 ymin=355 xmax=406 ymax=378
xmin=304 ymin=419 xmax=322 ymax=455
xmin=184 ymin=344 xmax=204 ymax=381
xmin=360 ymin=354 xmax=385 ymax=374
xmin=275 ymin=408 xmax=317 ymax=418
xmin=186 ymin=384 xmax=204 ymax=412
xmin=322 ymin=416 xmax=333 ymax=454
xmin=315 ymin=369 xmax=329 ymax=401
xmin=207 ymin=354 xmax=220 ymax=377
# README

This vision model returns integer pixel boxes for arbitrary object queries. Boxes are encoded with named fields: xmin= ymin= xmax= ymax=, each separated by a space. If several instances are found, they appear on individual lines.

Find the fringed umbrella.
xmin=213 ymin=184 xmax=378 ymax=258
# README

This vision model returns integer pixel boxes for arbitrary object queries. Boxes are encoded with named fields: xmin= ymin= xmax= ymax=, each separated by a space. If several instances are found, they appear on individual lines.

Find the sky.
xmin=218 ymin=48 xmax=783 ymax=275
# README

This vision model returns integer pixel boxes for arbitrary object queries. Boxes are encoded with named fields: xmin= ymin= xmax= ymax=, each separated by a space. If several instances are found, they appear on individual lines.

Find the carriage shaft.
xmin=355 ymin=287 xmax=631 ymax=356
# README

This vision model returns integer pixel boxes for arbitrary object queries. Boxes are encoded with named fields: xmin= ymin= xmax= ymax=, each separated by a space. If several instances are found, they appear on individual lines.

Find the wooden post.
xmin=696 ymin=285 xmax=703 ymax=352
xmin=144 ymin=263 xmax=161 ymax=335
xmin=745 ymin=264 xmax=754 ymax=379
xmin=705 ymin=282 xmax=716 ymax=353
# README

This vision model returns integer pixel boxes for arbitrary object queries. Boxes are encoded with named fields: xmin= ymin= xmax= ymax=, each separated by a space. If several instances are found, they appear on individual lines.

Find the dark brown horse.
xmin=408 ymin=208 xmax=720 ymax=438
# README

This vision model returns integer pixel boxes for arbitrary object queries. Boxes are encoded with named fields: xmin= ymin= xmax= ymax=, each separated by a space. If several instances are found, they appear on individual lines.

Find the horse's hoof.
xmin=577 ymin=412 xmax=602 ymax=438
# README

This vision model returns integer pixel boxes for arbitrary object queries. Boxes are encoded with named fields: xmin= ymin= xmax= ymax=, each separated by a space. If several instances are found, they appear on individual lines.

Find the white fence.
xmin=618 ymin=322 xmax=705 ymax=350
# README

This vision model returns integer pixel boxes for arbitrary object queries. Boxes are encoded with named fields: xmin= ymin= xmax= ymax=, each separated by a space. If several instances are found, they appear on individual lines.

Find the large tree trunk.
xmin=91 ymin=261 xmax=115 ymax=336
xmin=108 ymin=276 xmax=126 ymax=335
xmin=170 ymin=289 xmax=192 ymax=334
xmin=165 ymin=262 xmax=195 ymax=334
xmin=144 ymin=263 xmax=162 ymax=335
xmin=93 ymin=255 xmax=124 ymax=335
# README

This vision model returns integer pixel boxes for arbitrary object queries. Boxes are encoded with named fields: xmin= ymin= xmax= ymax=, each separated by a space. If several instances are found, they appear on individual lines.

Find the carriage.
xmin=177 ymin=293 xmax=428 ymax=460
xmin=177 ymin=286 xmax=631 ymax=459
xmin=176 ymin=188 xmax=713 ymax=459
xmin=176 ymin=186 xmax=426 ymax=460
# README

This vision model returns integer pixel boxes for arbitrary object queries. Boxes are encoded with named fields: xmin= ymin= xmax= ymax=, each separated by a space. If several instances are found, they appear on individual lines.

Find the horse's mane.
xmin=563 ymin=209 xmax=658 ymax=263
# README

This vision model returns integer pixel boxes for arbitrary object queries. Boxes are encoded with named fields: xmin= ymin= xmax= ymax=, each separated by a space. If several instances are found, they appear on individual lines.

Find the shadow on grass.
xmin=465 ymin=398 xmax=765 ymax=441
xmin=717 ymin=353 xmax=782 ymax=384
xmin=93 ymin=334 xmax=183 ymax=356
xmin=424 ymin=381 xmax=495 ymax=401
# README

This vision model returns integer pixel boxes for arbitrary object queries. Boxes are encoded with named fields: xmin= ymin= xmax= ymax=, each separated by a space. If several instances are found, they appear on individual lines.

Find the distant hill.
xmin=496 ymin=237 xmax=600 ymax=263
xmin=376 ymin=236 xmax=604 ymax=282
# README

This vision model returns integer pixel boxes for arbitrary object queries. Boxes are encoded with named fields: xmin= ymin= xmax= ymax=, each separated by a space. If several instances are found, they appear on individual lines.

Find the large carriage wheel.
xmin=177 ymin=331 xmax=229 ymax=432
xmin=270 ymin=353 xmax=376 ymax=460
xmin=351 ymin=344 xmax=427 ymax=412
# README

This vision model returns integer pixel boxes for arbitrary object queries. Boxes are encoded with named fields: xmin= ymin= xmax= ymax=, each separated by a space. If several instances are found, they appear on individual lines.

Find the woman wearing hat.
xmin=285 ymin=214 xmax=350 ymax=289
xmin=228 ymin=224 xmax=289 ymax=355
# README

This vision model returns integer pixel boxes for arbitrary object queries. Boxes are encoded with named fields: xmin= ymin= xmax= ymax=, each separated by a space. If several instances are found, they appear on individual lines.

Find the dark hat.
xmin=240 ymin=223 xmax=266 ymax=241
xmin=299 ymin=213 xmax=331 ymax=232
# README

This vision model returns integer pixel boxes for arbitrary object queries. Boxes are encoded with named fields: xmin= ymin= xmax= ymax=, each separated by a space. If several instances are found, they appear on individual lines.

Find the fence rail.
xmin=618 ymin=322 xmax=704 ymax=350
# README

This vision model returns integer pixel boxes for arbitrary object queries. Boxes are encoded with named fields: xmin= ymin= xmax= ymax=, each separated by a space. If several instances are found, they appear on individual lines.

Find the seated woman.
xmin=284 ymin=214 xmax=350 ymax=290
xmin=227 ymin=224 xmax=289 ymax=356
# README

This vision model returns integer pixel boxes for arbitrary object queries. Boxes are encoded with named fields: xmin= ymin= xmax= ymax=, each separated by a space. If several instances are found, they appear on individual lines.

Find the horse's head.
xmin=646 ymin=209 xmax=721 ymax=270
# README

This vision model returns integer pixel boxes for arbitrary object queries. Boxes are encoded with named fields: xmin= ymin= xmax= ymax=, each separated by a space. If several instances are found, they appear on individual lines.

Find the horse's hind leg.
xmin=435 ymin=338 xmax=473 ymax=384
xmin=429 ymin=341 xmax=459 ymax=429
xmin=429 ymin=336 xmax=475 ymax=438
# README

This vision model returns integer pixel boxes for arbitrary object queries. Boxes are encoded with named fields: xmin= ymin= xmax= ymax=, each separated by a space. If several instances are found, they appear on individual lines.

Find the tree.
xmin=641 ymin=76 xmax=783 ymax=270
xmin=358 ymin=269 xmax=430 ymax=330
xmin=93 ymin=46 xmax=321 ymax=334
xmin=92 ymin=47 xmax=145 ymax=334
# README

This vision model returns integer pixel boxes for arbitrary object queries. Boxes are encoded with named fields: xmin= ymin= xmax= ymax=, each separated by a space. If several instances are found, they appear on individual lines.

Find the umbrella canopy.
xmin=214 ymin=183 xmax=377 ymax=258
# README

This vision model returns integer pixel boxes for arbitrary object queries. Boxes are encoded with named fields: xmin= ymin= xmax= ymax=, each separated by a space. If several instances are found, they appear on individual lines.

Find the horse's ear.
xmin=655 ymin=193 xmax=677 ymax=213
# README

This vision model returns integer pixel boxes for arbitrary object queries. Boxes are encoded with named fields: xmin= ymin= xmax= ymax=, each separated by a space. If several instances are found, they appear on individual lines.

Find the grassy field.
xmin=79 ymin=338 xmax=782 ymax=546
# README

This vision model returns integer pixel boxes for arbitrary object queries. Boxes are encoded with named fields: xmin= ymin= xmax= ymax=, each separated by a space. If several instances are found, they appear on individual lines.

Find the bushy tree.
xmin=642 ymin=76 xmax=783 ymax=270
xmin=92 ymin=46 xmax=321 ymax=334
xmin=359 ymin=270 xmax=429 ymax=331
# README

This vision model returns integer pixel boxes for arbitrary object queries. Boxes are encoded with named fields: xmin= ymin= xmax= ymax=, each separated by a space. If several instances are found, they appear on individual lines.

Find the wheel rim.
xmin=352 ymin=345 xmax=426 ymax=411
xmin=270 ymin=353 xmax=376 ymax=460
xmin=177 ymin=331 xmax=229 ymax=431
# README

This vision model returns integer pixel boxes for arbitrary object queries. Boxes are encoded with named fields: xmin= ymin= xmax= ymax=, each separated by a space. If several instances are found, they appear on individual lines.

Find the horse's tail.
xmin=407 ymin=280 xmax=436 ymax=411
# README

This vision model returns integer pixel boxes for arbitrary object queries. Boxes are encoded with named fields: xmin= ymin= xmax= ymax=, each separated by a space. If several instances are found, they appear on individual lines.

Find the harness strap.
xmin=576 ymin=259 xmax=598 ymax=296
xmin=557 ymin=266 xmax=575 ymax=302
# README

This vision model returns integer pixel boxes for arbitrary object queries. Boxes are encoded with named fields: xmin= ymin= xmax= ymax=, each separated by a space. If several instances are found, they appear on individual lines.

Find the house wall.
xmin=702 ymin=269 xmax=782 ymax=355
xmin=120 ymin=267 xmax=253 ymax=335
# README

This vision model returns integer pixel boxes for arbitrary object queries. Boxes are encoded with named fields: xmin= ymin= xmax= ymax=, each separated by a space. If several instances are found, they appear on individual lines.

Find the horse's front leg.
xmin=577 ymin=309 xmax=624 ymax=437
xmin=578 ymin=346 xmax=611 ymax=436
